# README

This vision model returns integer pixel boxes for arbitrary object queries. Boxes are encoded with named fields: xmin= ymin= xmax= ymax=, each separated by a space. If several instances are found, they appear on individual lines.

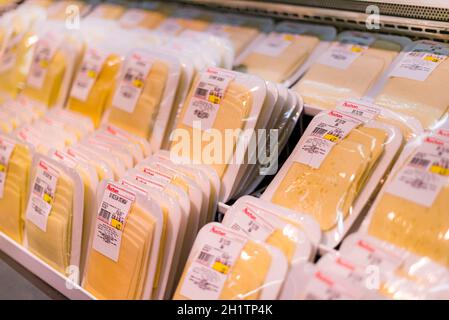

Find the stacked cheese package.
xmin=280 ymin=233 xmax=449 ymax=300
xmin=368 ymin=40 xmax=449 ymax=131
xmin=364 ymin=130 xmax=449 ymax=270
xmin=237 ymin=21 xmax=336 ymax=85
xmin=173 ymin=196 xmax=320 ymax=300
xmin=294 ymin=31 xmax=411 ymax=113
xmin=170 ymin=67 xmax=302 ymax=201
xmin=263 ymin=108 xmax=403 ymax=247
xmin=82 ymin=148 xmax=221 ymax=299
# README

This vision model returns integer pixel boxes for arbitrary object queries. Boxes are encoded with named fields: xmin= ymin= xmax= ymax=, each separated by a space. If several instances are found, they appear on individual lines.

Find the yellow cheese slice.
xmin=171 ymin=80 xmax=253 ymax=178
xmin=295 ymin=39 xmax=400 ymax=109
xmin=368 ymin=184 xmax=449 ymax=268
xmin=67 ymin=54 xmax=122 ymax=127
xmin=83 ymin=203 xmax=155 ymax=300
xmin=375 ymin=57 xmax=449 ymax=129
xmin=271 ymin=140 xmax=369 ymax=230
xmin=0 ymin=180 xmax=21 ymax=243
xmin=173 ymin=240 xmax=272 ymax=300
xmin=240 ymin=34 xmax=320 ymax=83
xmin=106 ymin=60 xmax=169 ymax=139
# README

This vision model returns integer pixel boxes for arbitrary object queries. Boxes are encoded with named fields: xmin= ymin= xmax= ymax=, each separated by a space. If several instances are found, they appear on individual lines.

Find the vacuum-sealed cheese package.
xmin=20 ymin=21 xmax=83 ymax=109
xmin=49 ymin=148 xmax=98 ymax=275
xmin=364 ymin=133 xmax=449 ymax=268
xmin=82 ymin=180 xmax=164 ymax=300
xmin=0 ymin=135 xmax=32 ymax=243
xmin=294 ymin=31 xmax=411 ymax=114
xmin=67 ymin=35 xmax=128 ymax=127
xmin=338 ymin=233 xmax=449 ymax=299
xmin=368 ymin=40 xmax=449 ymax=130
xmin=122 ymin=168 xmax=192 ymax=283
xmin=46 ymin=0 xmax=89 ymax=20
xmin=98 ymin=124 xmax=151 ymax=158
xmin=222 ymin=196 xmax=317 ymax=264
xmin=119 ymin=175 xmax=185 ymax=300
xmin=238 ymin=22 xmax=336 ymax=85
xmin=24 ymin=155 xmax=83 ymax=277
xmin=173 ymin=222 xmax=288 ymax=300
xmin=262 ymin=109 xmax=403 ymax=247
xmin=170 ymin=67 xmax=267 ymax=202
xmin=0 ymin=7 xmax=46 ymax=99
xmin=104 ymin=48 xmax=181 ymax=152
xmin=207 ymin=13 xmax=274 ymax=61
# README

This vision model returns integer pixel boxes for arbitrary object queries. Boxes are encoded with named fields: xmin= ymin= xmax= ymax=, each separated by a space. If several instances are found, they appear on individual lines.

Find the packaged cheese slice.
xmin=98 ymin=124 xmax=151 ymax=157
xmin=0 ymin=135 xmax=32 ymax=243
xmin=82 ymin=181 xmax=164 ymax=299
xmin=104 ymin=48 xmax=181 ymax=152
xmin=46 ymin=0 xmax=89 ymax=20
xmin=67 ymin=41 xmax=126 ymax=127
xmin=20 ymin=21 xmax=83 ymax=109
xmin=24 ymin=155 xmax=83 ymax=277
xmin=119 ymin=176 xmax=185 ymax=300
xmin=364 ymin=134 xmax=449 ymax=268
xmin=294 ymin=31 xmax=411 ymax=114
xmin=368 ymin=40 xmax=449 ymax=129
xmin=222 ymin=196 xmax=314 ymax=264
xmin=263 ymin=110 xmax=402 ymax=247
xmin=122 ymin=168 xmax=192 ymax=284
xmin=49 ymin=148 xmax=98 ymax=275
xmin=207 ymin=13 xmax=274 ymax=60
xmin=170 ymin=67 xmax=267 ymax=202
xmin=65 ymin=146 xmax=113 ymax=181
xmin=238 ymin=22 xmax=335 ymax=84
xmin=173 ymin=222 xmax=288 ymax=300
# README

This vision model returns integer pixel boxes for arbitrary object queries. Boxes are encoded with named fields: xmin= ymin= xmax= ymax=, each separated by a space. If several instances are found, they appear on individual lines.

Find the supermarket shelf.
xmin=0 ymin=232 xmax=94 ymax=300
xmin=180 ymin=0 xmax=449 ymax=41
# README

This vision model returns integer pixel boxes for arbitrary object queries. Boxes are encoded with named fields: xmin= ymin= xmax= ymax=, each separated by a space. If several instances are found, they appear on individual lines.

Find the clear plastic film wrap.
xmin=262 ymin=109 xmax=403 ymax=247
xmin=82 ymin=180 xmax=164 ymax=300
xmin=207 ymin=13 xmax=274 ymax=60
xmin=363 ymin=132 xmax=449 ymax=269
xmin=0 ymin=135 xmax=32 ymax=244
xmin=104 ymin=48 xmax=181 ymax=152
xmin=368 ymin=40 xmax=449 ymax=130
xmin=24 ymin=154 xmax=83 ymax=277
xmin=173 ymin=222 xmax=288 ymax=300
xmin=237 ymin=22 xmax=336 ymax=84
xmin=19 ymin=20 xmax=84 ymax=109
xmin=294 ymin=31 xmax=411 ymax=113
xmin=169 ymin=67 xmax=267 ymax=202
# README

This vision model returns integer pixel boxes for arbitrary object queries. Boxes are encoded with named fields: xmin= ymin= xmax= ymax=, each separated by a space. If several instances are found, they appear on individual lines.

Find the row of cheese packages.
xmin=81 ymin=149 xmax=222 ymax=299
xmin=292 ymin=31 xmax=449 ymax=137
xmin=173 ymin=196 xmax=321 ymax=300
xmin=169 ymin=66 xmax=302 ymax=201
xmin=27 ymin=0 xmax=273 ymax=64
xmin=262 ymin=101 xmax=405 ymax=248
xmin=280 ymin=233 xmax=449 ymax=300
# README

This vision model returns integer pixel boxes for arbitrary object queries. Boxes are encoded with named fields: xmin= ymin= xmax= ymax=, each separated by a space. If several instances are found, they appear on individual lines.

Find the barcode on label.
xmin=410 ymin=155 xmax=430 ymax=168
xmin=195 ymin=87 xmax=208 ymax=98
xmin=99 ymin=208 xmax=111 ymax=221
xmin=312 ymin=127 xmax=328 ymax=136
xmin=198 ymin=251 xmax=213 ymax=264
xmin=33 ymin=183 xmax=43 ymax=195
